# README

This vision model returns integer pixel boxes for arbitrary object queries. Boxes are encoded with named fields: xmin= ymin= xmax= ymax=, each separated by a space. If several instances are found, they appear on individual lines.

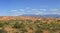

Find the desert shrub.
xmin=35 ymin=29 xmax=43 ymax=33
xmin=50 ymin=30 xmax=58 ymax=33
xmin=48 ymin=22 xmax=60 ymax=30
xmin=7 ymin=22 xmax=15 ymax=27
xmin=4 ymin=20 xmax=15 ymax=25
xmin=26 ymin=20 xmax=33 ymax=24
xmin=0 ymin=16 xmax=3 ymax=18
xmin=0 ymin=29 xmax=3 ymax=33
xmin=29 ymin=25 xmax=43 ymax=33
xmin=57 ymin=20 xmax=60 ymax=22
xmin=27 ymin=20 xmax=43 ymax=31
xmin=20 ymin=28 xmax=27 ymax=33
xmin=15 ymin=19 xmax=24 ymax=22
xmin=4 ymin=20 xmax=15 ymax=27
xmin=34 ymin=20 xmax=49 ymax=29
xmin=0 ymin=22 xmax=5 ymax=27
xmin=13 ymin=22 xmax=26 ymax=29
xmin=0 ymin=29 xmax=7 ymax=33
xmin=14 ymin=32 xmax=19 ymax=33
xmin=26 ymin=19 xmax=32 ymax=22
xmin=34 ymin=20 xmax=41 ymax=23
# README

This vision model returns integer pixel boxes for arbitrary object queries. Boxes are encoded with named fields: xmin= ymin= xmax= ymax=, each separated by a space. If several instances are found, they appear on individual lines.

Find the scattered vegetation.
xmin=0 ymin=16 xmax=60 ymax=33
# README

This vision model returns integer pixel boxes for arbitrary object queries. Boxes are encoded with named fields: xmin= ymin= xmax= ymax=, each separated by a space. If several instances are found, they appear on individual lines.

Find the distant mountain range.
xmin=20 ymin=14 xmax=60 ymax=18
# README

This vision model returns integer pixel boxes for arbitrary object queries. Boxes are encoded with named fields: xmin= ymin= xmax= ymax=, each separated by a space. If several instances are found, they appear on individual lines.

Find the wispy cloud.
xmin=40 ymin=9 xmax=46 ymax=11
xmin=50 ymin=9 xmax=60 ymax=14
xmin=9 ymin=8 xmax=60 ymax=16
xmin=19 ymin=9 xmax=25 ymax=11
xmin=11 ymin=10 xmax=18 ymax=12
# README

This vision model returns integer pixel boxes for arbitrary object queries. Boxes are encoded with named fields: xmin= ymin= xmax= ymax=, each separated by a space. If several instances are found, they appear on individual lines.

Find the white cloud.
xmin=9 ymin=8 xmax=60 ymax=16
xmin=26 ymin=7 xmax=30 ymax=9
xmin=9 ymin=8 xmax=47 ymax=16
xmin=31 ymin=9 xmax=39 ymax=13
xmin=40 ymin=9 xmax=46 ymax=11
xmin=50 ymin=9 xmax=59 ymax=12
xmin=32 ymin=9 xmax=38 ymax=11
xmin=11 ymin=10 xmax=18 ymax=12
xmin=19 ymin=9 xmax=25 ymax=11
xmin=35 ymin=12 xmax=44 ymax=15
xmin=50 ymin=9 xmax=60 ymax=14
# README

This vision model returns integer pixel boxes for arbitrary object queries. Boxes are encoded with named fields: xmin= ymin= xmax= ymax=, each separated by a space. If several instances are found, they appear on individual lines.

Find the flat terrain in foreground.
xmin=0 ymin=16 xmax=60 ymax=33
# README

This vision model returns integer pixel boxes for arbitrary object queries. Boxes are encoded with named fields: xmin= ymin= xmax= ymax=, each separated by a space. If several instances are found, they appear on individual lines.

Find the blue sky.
xmin=0 ymin=0 xmax=60 ymax=16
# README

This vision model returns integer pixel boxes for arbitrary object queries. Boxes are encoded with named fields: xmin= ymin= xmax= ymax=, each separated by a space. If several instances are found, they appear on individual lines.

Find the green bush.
xmin=0 ymin=22 xmax=5 ymax=27
xmin=35 ymin=29 xmax=43 ymax=33
xmin=34 ymin=20 xmax=50 ymax=29
xmin=13 ymin=22 xmax=26 ymax=29
xmin=57 ymin=20 xmax=60 ymax=22
xmin=0 ymin=29 xmax=3 ymax=33
xmin=0 ymin=29 xmax=7 ymax=33
xmin=49 ymin=22 xmax=60 ymax=30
